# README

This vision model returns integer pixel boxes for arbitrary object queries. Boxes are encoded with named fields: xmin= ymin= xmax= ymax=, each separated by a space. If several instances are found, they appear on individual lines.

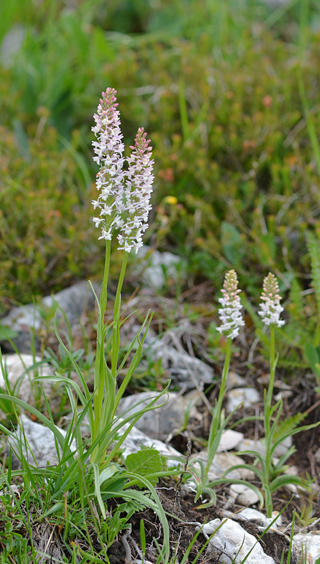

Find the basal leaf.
xmin=124 ymin=447 xmax=166 ymax=486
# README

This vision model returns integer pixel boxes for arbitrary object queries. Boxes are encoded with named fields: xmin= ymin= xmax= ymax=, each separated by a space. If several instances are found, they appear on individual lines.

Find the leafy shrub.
xmin=0 ymin=118 xmax=102 ymax=304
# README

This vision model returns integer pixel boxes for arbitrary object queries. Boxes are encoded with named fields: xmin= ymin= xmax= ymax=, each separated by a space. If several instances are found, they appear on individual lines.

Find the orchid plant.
xmin=191 ymin=271 xmax=263 ymax=508
xmin=89 ymin=88 xmax=162 ymax=467
xmin=0 ymin=90 xmax=175 ymax=553
xmin=217 ymin=273 xmax=320 ymax=517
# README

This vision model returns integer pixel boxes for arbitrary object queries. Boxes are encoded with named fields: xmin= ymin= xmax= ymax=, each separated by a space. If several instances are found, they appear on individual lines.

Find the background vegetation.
xmin=1 ymin=0 xmax=320 ymax=307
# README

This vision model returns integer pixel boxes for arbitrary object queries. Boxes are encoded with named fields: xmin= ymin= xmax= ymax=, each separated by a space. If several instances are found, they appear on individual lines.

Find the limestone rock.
xmin=237 ymin=436 xmax=292 ymax=459
xmin=191 ymin=451 xmax=255 ymax=482
xmin=200 ymin=518 xmax=276 ymax=564
xmin=229 ymin=484 xmax=260 ymax=506
xmin=0 ymin=354 xmax=53 ymax=403
xmin=8 ymin=414 xmax=77 ymax=468
xmin=239 ymin=508 xmax=282 ymax=529
xmin=293 ymin=531 xmax=320 ymax=564
xmin=136 ymin=246 xmax=183 ymax=290
xmin=227 ymin=387 xmax=260 ymax=412
xmin=150 ymin=340 xmax=213 ymax=391
xmin=120 ymin=421 xmax=181 ymax=468
xmin=226 ymin=371 xmax=246 ymax=388
xmin=117 ymin=391 xmax=198 ymax=441
xmin=1 ymin=281 xmax=99 ymax=353
xmin=217 ymin=429 xmax=244 ymax=452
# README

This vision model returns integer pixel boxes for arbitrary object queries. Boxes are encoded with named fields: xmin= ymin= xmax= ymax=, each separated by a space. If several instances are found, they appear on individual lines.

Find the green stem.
xmin=93 ymin=240 xmax=111 ymax=444
xmin=265 ymin=324 xmax=275 ymax=438
xmin=92 ymin=251 xmax=129 ymax=466
xmin=264 ymin=323 xmax=276 ymax=517
xmin=100 ymin=240 xmax=111 ymax=315
xmin=205 ymin=337 xmax=231 ymax=474
xmin=111 ymin=252 xmax=128 ymax=379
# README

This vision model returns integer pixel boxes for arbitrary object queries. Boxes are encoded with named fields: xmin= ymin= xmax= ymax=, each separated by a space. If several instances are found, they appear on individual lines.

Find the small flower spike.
xmin=258 ymin=273 xmax=285 ymax=327
xmin=92 ymin=88 xmax=154 ymax=253
xmin=217 ymin=270 xmax=245 ymax=339
xmin=118 ymin=127 xmax=154 ymax=253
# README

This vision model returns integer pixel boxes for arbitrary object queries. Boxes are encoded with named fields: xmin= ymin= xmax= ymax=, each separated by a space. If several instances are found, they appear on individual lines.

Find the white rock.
xmin=217 ymin=430 xmax=244 ymax=452
xmin=151 ymin=340 xmax=213 ymax=391
xmin=8 ymin=414 xmax=77 ymax=468
xmin=136 ymin=247 xmax=183 ymax=289
xmin=237 ymin=438 xmax=266 ymax=456
xmin=120 ymin=421 xmax=181 ymax=468
xmin=239 ymin=508 xmax=282 ymax=529
xmin=1 ymin=281 xmax=99 ymax=353
xmin=293 ymin=531 xmax=320 ymax=564
xmin=237 ymin=436 xmax=293 ymax=459
xmin=226 ymin=371 xmax=246 ymax=388
xmin=227 ymin=387 xmax=260 ymax=412
xmin=273 ymin=435 xmax=292 ymax=457
xmin=229 ymin=484 xmax=260 ymax=506
xmin=117 ymin=391 xmax=198 ymax=441
xmin=274 ymin=390 xmax=293 ymax=401
xmin=183 ymin=389 xmax=204 ymax=408
xmin=191 ymin=451 xmax=255 ymax=481
xmin=201 ymin=518 xmax=276 ymax=564
xmin=0 ymin=354 xmax=53 ymax=403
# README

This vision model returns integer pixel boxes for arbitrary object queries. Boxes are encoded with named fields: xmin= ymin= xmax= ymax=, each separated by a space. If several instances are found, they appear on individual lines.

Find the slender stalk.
xmin=111 ymin=252 xmax=128 ymax=379
xmin=100 ymin=240 xmax=111 ymax=315
xmin=206 ymin=337 xmax=231 ymax=474
xmin=265 ymin=324 xmax=275 ymax=439
xmin=264 ymin=324 xmax=276 ymax=517
xmin=93 ymin=240 xmax=111 ymax=446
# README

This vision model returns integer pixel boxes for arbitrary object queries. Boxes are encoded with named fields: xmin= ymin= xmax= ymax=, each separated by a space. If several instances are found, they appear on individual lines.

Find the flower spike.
xmin=92 ymin=88 xmax=154 ymax=253
xmin=258 ymin=273 xmax=285 ymax=327
xmin=217 ymin=270 xmax=245 ymax=339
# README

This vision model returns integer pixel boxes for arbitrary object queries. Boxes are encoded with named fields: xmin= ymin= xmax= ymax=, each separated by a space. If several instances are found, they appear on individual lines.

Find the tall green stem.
xmin=264 ymin=323 xmax=275 ymax=517
xmin=111 ymin=252 xmax=128 ymax=381
xmin=92 ymin=240 xmax=111 ymax=449
xmin=265 ymin=324 xmax=275 ymax=438
xmin=91 ymin=248 xmax=129 ymax=465
xmin=206 ymin=337 xmax=231 ymax=473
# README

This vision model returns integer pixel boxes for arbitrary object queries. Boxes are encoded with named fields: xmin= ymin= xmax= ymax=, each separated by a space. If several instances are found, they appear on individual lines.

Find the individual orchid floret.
xmin=258 ymin=273 xmax=285 ymax=327
xmin=217 ymin=270 xmax=245 ymax=339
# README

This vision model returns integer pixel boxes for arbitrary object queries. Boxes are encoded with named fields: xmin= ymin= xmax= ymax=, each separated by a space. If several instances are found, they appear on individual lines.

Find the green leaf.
xmin=270 ymin=474 xmax=308 ymax=493
xmin=124 ymin=447 xmax=166 ymax=486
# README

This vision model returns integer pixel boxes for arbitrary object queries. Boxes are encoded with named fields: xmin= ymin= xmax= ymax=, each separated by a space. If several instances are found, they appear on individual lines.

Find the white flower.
xmin=258 ymin=273 xmax=285 ymax=327
xmin=92 ymin=89 xmax=154 ymax=253
xmin=216 ymin=270 xmax=245 ymax=340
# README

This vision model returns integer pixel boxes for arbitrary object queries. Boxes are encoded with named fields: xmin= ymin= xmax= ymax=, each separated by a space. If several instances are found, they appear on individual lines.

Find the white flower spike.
xmin=217 ymin=270 xmax=245 ymax=340
xmin=258 ymin=273 xmax=285 ymax=327
xmin=92 ymin=88 xmax=154 ymax=253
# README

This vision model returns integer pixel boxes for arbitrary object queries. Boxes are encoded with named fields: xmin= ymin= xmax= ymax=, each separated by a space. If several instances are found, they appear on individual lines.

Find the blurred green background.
xmin=1 ymin=0 xmax=320 ymax=305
